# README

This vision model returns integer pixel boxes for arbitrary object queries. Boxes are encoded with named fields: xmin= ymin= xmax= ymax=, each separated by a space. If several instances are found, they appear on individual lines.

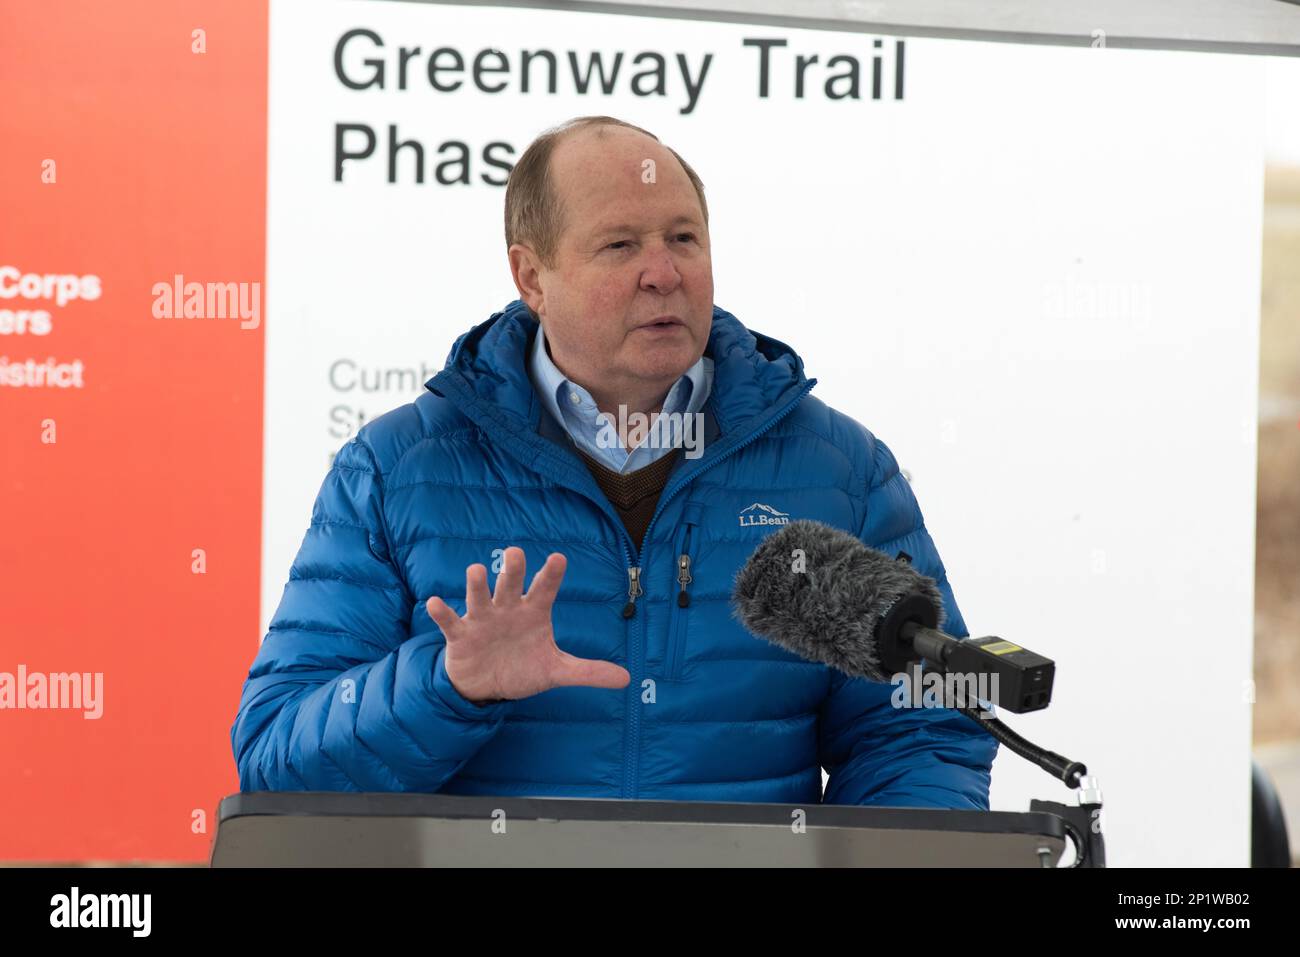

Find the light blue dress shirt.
xmin=528 ymin=322 xmax=714 ymax=474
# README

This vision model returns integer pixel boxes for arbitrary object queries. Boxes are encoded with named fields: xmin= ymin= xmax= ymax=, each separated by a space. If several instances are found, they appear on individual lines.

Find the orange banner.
xmin=0 ymin=0 xmax=268 ymax=861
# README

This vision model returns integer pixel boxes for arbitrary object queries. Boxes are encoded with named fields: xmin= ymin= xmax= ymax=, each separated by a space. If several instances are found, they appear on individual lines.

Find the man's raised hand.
xmin=427 ymin=546 xmax=631 ymax=705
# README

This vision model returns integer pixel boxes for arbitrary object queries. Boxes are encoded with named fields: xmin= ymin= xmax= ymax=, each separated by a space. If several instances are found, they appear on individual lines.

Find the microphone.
xmin=731 ymin=519 xmax=1055 ymax=710
xmin=732 ymin=519 xmax=1087 ymax=789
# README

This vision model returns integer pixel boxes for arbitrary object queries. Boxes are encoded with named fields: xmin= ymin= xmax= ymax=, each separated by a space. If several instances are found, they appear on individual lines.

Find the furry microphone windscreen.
xmin=730 ymin=519 xmax=946 ymax=682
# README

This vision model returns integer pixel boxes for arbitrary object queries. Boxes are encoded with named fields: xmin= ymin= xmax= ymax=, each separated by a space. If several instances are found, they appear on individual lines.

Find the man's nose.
xmin=639 ymin=245 xmax=683 ymax=294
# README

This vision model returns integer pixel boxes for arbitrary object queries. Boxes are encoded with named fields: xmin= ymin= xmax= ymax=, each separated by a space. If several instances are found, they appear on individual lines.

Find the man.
xmin=231 ymin=115 xmax=998 ymax=808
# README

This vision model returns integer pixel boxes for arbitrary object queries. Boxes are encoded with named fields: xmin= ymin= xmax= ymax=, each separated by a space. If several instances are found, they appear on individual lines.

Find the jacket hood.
xmin=429 ymin=299 xmax=811 ymax=438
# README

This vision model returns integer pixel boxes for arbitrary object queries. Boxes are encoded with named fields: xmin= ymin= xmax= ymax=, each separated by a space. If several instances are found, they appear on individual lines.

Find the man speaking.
xmin=231 ymin=115 xmax=998 ymax=808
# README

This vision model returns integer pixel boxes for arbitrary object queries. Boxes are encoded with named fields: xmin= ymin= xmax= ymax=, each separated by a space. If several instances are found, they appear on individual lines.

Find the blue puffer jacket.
xmin=231 ymin=299 xmax=998 ymax=807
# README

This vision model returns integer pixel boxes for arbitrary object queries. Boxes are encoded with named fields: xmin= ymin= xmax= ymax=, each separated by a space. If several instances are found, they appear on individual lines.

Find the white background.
xmin=265 ymin=0 xmax=1267 ymax=866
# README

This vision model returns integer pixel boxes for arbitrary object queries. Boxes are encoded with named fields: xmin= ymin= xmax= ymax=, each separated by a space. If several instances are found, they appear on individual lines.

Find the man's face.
xmin=510 ymin=127 xmax=714 ymax=407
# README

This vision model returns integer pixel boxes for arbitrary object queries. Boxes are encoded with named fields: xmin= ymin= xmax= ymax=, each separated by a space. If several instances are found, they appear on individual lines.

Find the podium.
xmin=210 ymin=792 xmax=1081 ymax=867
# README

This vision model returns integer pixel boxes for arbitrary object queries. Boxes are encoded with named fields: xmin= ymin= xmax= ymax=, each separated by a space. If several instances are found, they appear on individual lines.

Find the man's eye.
xmin=674 ymin=233 xmax=696 ymax=243
xmin=606 ymin=240 xmax=630 ymax=250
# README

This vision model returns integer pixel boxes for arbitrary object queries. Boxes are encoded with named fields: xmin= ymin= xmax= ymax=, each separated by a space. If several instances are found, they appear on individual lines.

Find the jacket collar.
xmin=428 ymin=298 xmax=810 ymax=443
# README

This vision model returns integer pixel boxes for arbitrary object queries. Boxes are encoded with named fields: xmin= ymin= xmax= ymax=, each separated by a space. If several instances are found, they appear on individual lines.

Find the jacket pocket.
xmin=665 ymin=503 xmax=704 ymax=680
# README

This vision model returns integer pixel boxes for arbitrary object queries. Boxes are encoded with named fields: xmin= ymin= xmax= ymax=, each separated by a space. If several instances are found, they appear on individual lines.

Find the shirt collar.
xmin=529 ymin=321 xmax=711 ymax=431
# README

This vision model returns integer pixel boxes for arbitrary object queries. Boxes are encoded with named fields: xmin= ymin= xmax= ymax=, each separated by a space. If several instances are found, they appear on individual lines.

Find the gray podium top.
xmin=211 ymin=792 xmax=1070 ymax=867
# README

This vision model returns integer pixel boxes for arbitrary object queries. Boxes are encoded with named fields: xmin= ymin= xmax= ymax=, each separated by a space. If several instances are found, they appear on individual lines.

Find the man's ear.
xmin=508 ymin=243 xmax=545 ymax=318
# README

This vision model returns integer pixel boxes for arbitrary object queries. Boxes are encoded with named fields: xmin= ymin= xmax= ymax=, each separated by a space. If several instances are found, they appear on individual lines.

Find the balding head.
xmin=505 ymin=116 xmax=709 ymax=269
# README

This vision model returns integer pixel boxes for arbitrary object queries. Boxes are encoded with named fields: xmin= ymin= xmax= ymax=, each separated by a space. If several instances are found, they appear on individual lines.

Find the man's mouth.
xmin=637 ymin=316 xmax=684 ymax=330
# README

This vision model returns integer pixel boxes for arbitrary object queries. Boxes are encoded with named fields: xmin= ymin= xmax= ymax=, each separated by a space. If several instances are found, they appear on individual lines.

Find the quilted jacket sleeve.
xmin=230 ymin=436 xmax=510 ymax=792
xmin=818 ymin=435 xmax=999 ymax=809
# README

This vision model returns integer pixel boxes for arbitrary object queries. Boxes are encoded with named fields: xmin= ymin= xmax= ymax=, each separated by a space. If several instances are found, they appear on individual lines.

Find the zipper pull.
xmin=622 ymin=565 xmax=643 ymax=618
xmin=676 ymin=554 xmax=692 ymax=608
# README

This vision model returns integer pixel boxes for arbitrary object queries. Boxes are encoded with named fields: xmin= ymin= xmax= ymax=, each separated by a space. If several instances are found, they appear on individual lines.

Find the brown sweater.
xmin=574 ymin=445 xmax=684 ymax=552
